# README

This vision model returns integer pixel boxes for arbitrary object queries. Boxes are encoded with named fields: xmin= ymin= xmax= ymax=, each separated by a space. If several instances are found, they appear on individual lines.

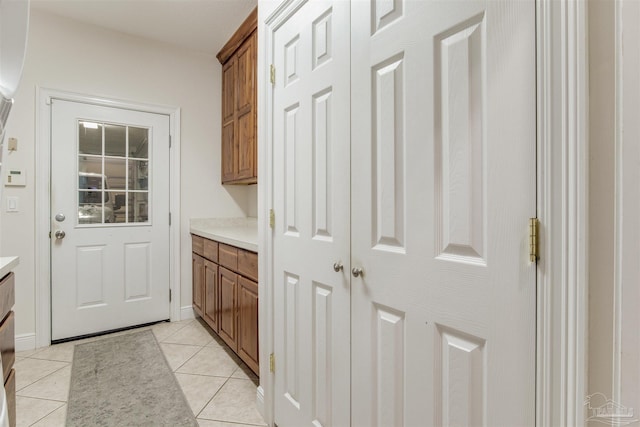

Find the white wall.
xmin=0 ymin=10 xmax=254 ymax=341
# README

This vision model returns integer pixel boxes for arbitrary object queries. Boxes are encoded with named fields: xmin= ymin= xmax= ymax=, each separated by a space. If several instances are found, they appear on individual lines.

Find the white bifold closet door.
xmin=350 ymin=0 xmax=536 ymax=425
xmin=272 ymin=1 xmax=351 ymax=426
xmin=271 ymin=0 xmax=536 ymax=425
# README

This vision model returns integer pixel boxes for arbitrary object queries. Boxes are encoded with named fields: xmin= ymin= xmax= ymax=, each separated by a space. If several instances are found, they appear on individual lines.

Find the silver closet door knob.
xmin=333 ymin=262 xmax=343 ymax=272
xmin=55 ymin=230 xmax=66 ymax=239
xmin=351 ymin=267 xmax=363 ymax=278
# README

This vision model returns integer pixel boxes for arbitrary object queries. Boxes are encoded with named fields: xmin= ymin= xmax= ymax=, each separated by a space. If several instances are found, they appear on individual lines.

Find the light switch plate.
xmin=6 ymin=196 xmax=18 ymax=212
xmin=7 ymin=138 xmax=17 ymax=151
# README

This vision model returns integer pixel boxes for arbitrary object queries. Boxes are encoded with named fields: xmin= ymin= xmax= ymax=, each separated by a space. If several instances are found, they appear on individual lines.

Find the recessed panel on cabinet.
xmin=192 ymin=253 xmax=204 ymax=316
xmin=238 ymin=276 xmax=259 ymax=374
xmin=203 ymin=260 xmax=219 ymax=332
xmin=219 ymin=266 xmax=238 ymax=351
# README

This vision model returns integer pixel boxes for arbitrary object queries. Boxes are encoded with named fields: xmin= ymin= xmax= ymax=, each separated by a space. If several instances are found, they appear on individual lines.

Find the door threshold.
xmin=51 ymin=319 xmax=170 ymax=345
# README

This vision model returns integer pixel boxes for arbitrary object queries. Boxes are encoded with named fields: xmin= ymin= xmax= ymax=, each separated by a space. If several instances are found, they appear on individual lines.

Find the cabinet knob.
xmin=351 ymin=267 xmax=363 ymax=278
xmin=333 ymin=262 xmax=343 ymax=272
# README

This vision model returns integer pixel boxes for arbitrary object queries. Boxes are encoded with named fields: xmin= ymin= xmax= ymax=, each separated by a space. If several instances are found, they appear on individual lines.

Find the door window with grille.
xmin=77 ymin=121 xmax=150 ymax=225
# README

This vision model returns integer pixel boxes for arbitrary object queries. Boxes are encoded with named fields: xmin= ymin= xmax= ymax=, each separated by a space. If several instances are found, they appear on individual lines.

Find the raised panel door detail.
xmin=237 ymin=110 xmax=255 ymax=180
xmin=371 ymin=0 xmax=403 ymax=34
xmin=313 ymin=88 xmax=333 ymax=241
xmin=313 ymin=8 xmax=332 ymax=70
xmin=435 ymin=324 xmax=485 ymax=427
xmin=238 ymin=277 xmax=259 ymax=374
xmin=222 ymin=60 xmax=236 ymax=124
xmin=219 ymin=267 xmax=238 ymax=351
xmin=236 ymin=35 xmax=255 ymax=112
xmin=373 ymin=303 xmax=405 ymax=427
xmin=312 ymin=282 xmax=333 ymax=427
xmin=192 ymin=253 xmax=204 ymax=316
xmin=221 ymin=122 xmax=236 ymax=182
xmin=285 ymin=104 xmax=300 ymax=236
xmin=285 ymin=35 xmax=300 ymax=87
xmin=76 ymin=245 xmax=106 ymax=308
xmin=285 ymin=273 xmax=301 ymax=408
xmin=435 ymin=14 xmax=486 ymax=265
xmin=372 ymin=54 xmax=406 ymax=253
xmin=204 ymin=260 xmax=219 ymax=332
xmin=124 ymin=243 xmax=151 ymax=301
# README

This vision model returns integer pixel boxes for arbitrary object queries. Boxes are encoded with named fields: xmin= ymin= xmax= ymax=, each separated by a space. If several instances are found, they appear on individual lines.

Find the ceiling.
xmin=30 ymin=0 xmax=258 ymax=55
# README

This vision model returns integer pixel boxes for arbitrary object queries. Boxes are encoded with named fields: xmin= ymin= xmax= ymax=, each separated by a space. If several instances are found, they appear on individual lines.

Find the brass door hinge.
xmin=270 ymin=353 xmax=275 ymax=373
xmin=270 ymin=64 xmax=276 ymax=85
xmin=529 ymin=218 xmax=539 ymax=263
xmin=269 ymin=209 xmax=275 ymax=229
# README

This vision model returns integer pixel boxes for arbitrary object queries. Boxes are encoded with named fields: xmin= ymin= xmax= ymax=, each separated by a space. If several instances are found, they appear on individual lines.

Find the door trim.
xmin=535 ymin=0 xmax=588 ymax=425
xmin=34 ymin=87 xmax=182 ymax=348
xmin=258 ymin=0 xmax=589 ymax=425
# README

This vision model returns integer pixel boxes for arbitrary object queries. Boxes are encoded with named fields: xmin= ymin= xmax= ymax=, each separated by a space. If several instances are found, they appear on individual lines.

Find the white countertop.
xmin=190 ymin=218 xmax=258 ymax=252
xmin=0 ymin=257 xmax=19 ymax=279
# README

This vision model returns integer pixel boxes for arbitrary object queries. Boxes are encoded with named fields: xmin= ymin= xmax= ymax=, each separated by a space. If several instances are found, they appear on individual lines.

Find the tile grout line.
xmin=22 ymin=397 xmax=65 ymax=427
xmin=194 ymin=375 xmax=233 ymax=420
xmin=15 ymin=362 xmax=71 ymax=393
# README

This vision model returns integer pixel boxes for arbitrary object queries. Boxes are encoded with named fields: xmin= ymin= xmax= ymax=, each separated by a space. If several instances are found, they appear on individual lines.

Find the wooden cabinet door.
xmin=218 ymin=266 xmax=238 ymax=351
xmin=221 ymin=57 xmax=237 ymax=183
xmin=235 ymin=32 xmax=256 ymax=181
xmin=191 ymin=253 xmax=204 ymax=316
xmin=238 ymin=276 xmax=259 ymax=375
xmin=203 ymin=260 xmax=219 ymax=333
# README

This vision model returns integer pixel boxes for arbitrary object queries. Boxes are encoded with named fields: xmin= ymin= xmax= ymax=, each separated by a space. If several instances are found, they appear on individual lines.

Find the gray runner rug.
xmin=66 ymin=330 xmax=197 ymax=427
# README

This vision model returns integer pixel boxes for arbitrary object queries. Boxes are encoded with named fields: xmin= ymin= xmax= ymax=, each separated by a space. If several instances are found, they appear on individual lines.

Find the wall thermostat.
xmin=5 ymin=169 xmax=26 ymax=186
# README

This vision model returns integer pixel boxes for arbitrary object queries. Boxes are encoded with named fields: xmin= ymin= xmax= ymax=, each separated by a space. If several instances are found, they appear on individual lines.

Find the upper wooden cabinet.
xmin=218 ymin=8 xmax=257 ymax=185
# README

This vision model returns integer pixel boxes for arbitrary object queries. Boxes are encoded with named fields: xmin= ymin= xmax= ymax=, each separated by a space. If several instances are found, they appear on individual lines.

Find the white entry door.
xmin=351 ymin=0 xmax=536 ymax=425
xmin=51 ymin=99 xmax=171 ymax=341
xmin=272 ymin=1 xmax=351 ymax=426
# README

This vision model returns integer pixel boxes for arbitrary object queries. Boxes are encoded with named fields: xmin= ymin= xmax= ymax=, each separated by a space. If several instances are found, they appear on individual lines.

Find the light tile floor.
xmin=14 ymin=318 xmax=266 ymax=427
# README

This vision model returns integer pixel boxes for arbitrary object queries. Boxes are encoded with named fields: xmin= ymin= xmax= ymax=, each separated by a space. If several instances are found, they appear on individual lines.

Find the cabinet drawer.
xmin=0 ymin=273 xmax=14 ymax=323
xmin=192 ymin=235 xmax=204 ymax=256
xmin=0 ymin=311 xmax=14 ymax=384
xmin=204 ymin=239 xmax=218 ymax=263
xmin=238 ymin=249 xmax=258 ymax=282
xmin=219 ymin=244 xmax=238 ymax=270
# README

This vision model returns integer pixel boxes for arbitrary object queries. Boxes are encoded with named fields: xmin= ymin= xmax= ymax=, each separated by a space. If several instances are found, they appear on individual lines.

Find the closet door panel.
xmin=271 ymin=1 xmax=351 ymax=426
xmin=350 ymin=1 xmax=536 ymax=426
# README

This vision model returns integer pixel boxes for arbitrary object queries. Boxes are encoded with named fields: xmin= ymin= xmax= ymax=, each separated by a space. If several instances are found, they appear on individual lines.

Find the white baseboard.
xmin=256 ymin=385 xmax=265 ymax=419
xmin=180 ymin=306 xmax=196 ymax=321
xmin=15 ymin=333 xmax=36 ymax=352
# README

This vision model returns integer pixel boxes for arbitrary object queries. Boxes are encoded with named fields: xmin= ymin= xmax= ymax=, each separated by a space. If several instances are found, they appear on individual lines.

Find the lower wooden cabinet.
xmin=191 ymin=234 xmax=258 ymax=376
